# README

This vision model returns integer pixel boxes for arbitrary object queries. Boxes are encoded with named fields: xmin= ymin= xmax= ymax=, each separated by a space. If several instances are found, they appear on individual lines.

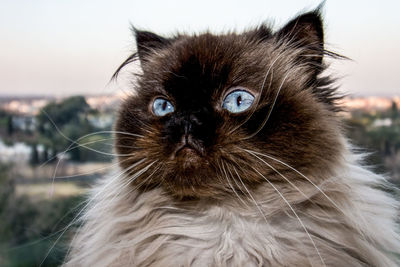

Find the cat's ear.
xmin=276 ymin=10 xmax=324 ymax=66
xmin=134 ymin=28 xmax=171 ymax=62
xmin=111 ymin=29 xmax=170 ymax=79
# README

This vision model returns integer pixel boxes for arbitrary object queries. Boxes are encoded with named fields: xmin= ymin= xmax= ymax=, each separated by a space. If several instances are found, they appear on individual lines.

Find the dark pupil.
xmin=236 ymin=95 xmax=242 ymax=106
xmin=162 ymin=101 xmax=167 ymax=110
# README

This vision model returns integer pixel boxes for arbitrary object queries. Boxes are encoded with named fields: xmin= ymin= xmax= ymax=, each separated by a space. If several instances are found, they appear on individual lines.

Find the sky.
xmin=0 ymin=0 xmax=399 ymax=97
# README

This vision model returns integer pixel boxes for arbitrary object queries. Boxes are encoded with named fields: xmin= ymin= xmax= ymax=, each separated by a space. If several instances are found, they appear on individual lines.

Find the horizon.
xmin=0 ymin=92 xmax=399 ymax=99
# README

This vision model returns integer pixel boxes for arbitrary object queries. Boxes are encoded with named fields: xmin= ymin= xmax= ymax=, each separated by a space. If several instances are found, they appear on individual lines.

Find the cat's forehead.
xmin=173 ymin=34 xmax=240 ymax=63
xmin=148 ymin=33 xmax=270 ymax=98
xmin=168 ymin=33 xmax=262 ymax=73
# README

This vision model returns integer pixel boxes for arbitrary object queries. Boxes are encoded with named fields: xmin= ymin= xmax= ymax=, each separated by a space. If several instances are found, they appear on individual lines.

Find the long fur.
xmin=65 ymin=141 xmax=400 ymax=266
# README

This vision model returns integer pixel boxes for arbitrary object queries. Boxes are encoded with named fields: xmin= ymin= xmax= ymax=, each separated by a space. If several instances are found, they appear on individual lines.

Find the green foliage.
xmin=0 ymin=109 xmax=8 ymax=126
xmin=6 ymin=115 xmax=13 ymax=136
xmin=35 ymin=96 xmax=112 ymax=163
xmin=30 ymin=143 xmax=40 ymax=165
xmin=0 ymin=110 xmax=15 ymax=144
xmin=1 ymin=196 xmax=83 ymax=266
xmin=390 ymin=101 xmax=399 ymax=120
xmin=0 ymin=165 xmax=14 ymax=236
xmin=78 ymin=134 xmax=113 ymax=162
xmin=0 ymin=164 xmax=84 ymax=266
xmin=37 ymin=96 xmax=89 ymax=129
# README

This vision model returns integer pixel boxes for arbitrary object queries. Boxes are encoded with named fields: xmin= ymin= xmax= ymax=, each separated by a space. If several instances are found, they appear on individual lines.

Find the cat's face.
xmin=115 ymin=11 xmax=343 ymax=199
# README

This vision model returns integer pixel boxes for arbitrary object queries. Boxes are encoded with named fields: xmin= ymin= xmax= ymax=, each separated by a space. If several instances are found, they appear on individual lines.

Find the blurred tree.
xmin=36 ymin=96 xmax=96 ymax=162
xmin=30 ymin=143 xmax=40 ymax=165
xmin=391 ymin=101 xmax=398 ymax=120
xmin=42 ymin=147 xmax=49 ymax=163
xmin=6 ymin=115 xmax=13 ymax=136
xmin=0 ymin=164 xmax=14 ymax=228
xmin=37 ymin=96 xmax=89 ymax=128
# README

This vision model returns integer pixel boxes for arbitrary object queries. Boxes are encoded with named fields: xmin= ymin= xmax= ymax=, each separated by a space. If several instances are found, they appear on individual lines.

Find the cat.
xmin=64 ymin=8 xmax=400 ymax=267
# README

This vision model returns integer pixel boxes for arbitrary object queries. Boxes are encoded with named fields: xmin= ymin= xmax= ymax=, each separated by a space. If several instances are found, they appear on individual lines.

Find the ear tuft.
xmin=246 ymin=24 xmax=273 ymax=43
xmin=133 ymin=28 xmax=170 ymax=62
xmin=111 ymin=28 xmax=170 ymax=79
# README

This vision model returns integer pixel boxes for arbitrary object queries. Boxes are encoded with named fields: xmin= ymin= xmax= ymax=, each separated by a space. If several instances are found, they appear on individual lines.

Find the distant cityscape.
xmin=0 ymin=93 xmax=125 ymax=115
xmin=342 ymin=96 xmax=400 ymax=111
xmin=1 ymin=94 xmax=400 ymax=116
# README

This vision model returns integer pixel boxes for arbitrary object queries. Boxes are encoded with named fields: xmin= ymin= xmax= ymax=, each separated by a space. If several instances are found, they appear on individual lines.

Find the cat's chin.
xmin=163 ymin=179 xmax=222 ymax=199
xmin=162 ymin=155 xmax=221 ymax=198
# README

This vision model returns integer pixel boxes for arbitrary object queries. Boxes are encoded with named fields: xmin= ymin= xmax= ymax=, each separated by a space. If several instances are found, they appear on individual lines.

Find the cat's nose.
xmin=175 ymin=132 xmax=205 ymax=157
xmin=166 ymin=109 xmax=216 ymax=150
xmin=183 ymin=120 xmax=192 ymax=138
xmin=183 ymin=114 xmax=201 ymax=136
xmin=182 ymin=113 xmax=210 ymax=141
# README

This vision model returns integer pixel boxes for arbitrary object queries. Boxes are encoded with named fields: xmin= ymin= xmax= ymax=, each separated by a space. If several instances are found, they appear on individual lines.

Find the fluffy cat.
xmin=65 ymin=9 xmax=400 ymax=266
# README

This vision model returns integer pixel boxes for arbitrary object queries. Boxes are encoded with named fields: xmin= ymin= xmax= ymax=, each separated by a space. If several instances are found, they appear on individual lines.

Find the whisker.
xmin=100 ymin=161 xmax=157 ymax=212
xmin=219 ymin=160 xmax=249 ymax=207
xmin=39 ymin=129 xmax=143 ymax=170
xmin=92 ymin=159 xmax=148 ymax=201
xmin=40 ymin=135 xmax=141 ymax=168
xmin=242 ymin=70 xmax=290 ymax=140
xmin=63 ymin=167 xmax=140 ymax=264
xmin=251 ymin=167 xmax=326 ymax=267
xmin=130 ymin=162 xmax=161 ymax=193
xmin=49 ymin=140 xmax=141 ymax=196
xmin=231 ymin=166 xmax=269 ymax=225
xmin=51 ymin=156 xmax=133 ymax=180
xmin=40 ymin=159 xmax=146 ymax=266
xmin=40 ymin=138 xmax=113 ymax=168
xmin=2 ymin=197 xmax=88 ymax=253
xmin=116 ymin=162 xmax=161 ymax=206
xmin=41 ymin=109 xmax=143 ymax=145
xmin=244 ymin=149 xmax=333 ymax=219
xmin=119 ymin=161 xmax=157 ymax=192
xmin=46 ymin=128 xmax=146 ymax=195
xmin=246 ymin=151 xmax=314 ymax=202
xmin=224 ymin=162 xmax=254 ymax=210
xmin=227 ymin=48 xmax=285 ymax=135
xmin=228 ymin=39 xmax=318 ymax=137
xmin=243 ymin=149 xmax=343 ymax=213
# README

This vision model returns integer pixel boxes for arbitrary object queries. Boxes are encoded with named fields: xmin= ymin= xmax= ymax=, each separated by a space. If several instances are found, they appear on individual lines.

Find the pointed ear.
xmin=133 ymin=28 xmax=170 ymax=62
xmin=276 ymin=11 xmax=324 ymax=65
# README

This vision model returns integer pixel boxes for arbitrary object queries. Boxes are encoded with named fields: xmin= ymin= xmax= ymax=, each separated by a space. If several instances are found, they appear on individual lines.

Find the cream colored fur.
xmin=65 ymin=146 xmax=399 ymax=266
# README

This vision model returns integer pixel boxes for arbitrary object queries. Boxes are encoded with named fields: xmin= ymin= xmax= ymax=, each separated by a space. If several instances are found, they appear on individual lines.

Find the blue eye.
xmin=152 ymin=98 xmax=175 ymax=116
xmin=222 ymin=90 xmax=255 ymax=113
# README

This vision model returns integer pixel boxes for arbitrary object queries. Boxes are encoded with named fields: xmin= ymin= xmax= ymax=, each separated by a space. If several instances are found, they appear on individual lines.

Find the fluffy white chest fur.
xmin=65 ymin=152 xmax=399 ymax=267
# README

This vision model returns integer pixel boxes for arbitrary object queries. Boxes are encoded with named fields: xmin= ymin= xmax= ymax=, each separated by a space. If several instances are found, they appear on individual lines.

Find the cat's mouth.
xmin=174 ymin=143 xmax=204 ymax=158
xmin=172 ymin=137 xmax=205 ymax=167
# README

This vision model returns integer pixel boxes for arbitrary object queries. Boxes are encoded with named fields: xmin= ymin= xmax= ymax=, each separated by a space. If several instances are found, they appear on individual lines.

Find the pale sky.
xmin=1 ymin=0 xmax=399 ymax=97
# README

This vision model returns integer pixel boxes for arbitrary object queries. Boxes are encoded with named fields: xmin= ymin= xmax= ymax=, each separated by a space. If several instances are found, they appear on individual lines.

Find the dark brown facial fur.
xmin=114 ymin=10 xmax=344 ymax=199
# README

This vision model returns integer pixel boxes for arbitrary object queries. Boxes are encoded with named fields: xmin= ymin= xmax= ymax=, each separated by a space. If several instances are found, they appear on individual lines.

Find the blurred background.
xmin=0 ymin=0 xmax=399 ymax=266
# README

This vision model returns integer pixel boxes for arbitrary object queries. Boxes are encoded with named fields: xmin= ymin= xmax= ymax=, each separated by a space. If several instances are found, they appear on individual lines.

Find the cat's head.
xmin=114 ymin=10 xmax=344 ymax=199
